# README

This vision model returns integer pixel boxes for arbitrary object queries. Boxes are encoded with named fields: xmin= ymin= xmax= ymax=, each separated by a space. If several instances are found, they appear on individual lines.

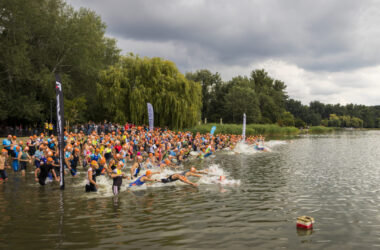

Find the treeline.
xmin=184 ymin=69 xmax=375 ymax=128
xmin=186 ymin=69 xmax=288 ymax=124
xmin=286 ymin=99 xmax=380 ymax=128
xmin=1 ymin=0 xmax=380 ymax=129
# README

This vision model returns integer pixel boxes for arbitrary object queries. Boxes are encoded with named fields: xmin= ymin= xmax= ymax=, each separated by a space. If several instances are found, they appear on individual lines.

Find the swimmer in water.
xmin=160 ymin=167 xmax=203 ymax=187
xmin=34 ymin=157 xmax=59 ymax=186
xmin=128 ymin=170 xmax=159 ymax=188
xmin=210 ymin=175 xmax=226 ymax=184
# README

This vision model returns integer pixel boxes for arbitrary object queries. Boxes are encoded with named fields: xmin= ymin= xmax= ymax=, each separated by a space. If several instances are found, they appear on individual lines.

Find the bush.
xmin=308 ymin=126 xmax=336 ymax=133
xmin=295 ymin=118 xmax=306 ymax=128
xmin=187 ymin=123 xmax=299 ymax=136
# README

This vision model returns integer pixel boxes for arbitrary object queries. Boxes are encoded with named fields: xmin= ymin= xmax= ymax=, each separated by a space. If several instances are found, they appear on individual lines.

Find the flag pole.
xmin=55 ymin=74 xmax=65 ymax=190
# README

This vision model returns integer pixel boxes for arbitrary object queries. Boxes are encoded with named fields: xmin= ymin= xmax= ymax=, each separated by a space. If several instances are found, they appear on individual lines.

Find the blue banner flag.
xmin=210 ymin=126 xmax=216 ymax=135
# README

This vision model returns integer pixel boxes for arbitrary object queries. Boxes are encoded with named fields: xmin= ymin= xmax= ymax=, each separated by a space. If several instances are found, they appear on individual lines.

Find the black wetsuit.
xmin=85 ymin=168 xmax=97 ymax=192
xmin=104 ymin=150 xmax=112 ymax=162
xmin=29 ymin=140 xmax=36 ymax=156
xmin=38 ymin=164 xmax=54 ymax=186
xmin=0 ymin=169 xmax=8 ymax=180
xmin=53 ymin=157 xmax=60 ymax=177
xmin=70 ymin=154 xmax=79 ymax=176
xmin=161 ymin=170 xmax=189 ymax=183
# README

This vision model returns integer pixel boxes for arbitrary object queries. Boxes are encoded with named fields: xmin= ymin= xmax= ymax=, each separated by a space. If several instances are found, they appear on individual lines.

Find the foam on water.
xmin=190 ymin=151 xmax=199 ymax=156
xmin=265 ymin=140 xmax=288 ymax=147
xmin=76 ymin=162 xmax=240 ymax=197
xmin=199 ymin=164 xmax=241 ymax=186
xmin=233 ymin=142 xmax=259 ymax=154
xmin=232 ymin=140 xmax=288 ymax=154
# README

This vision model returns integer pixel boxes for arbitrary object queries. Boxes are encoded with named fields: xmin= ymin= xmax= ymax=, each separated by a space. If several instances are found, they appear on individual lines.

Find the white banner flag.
xmin=242 ymin=113 xmax=246 ymax=142
xmin=147 ymin=103 xmax=154 ymax=131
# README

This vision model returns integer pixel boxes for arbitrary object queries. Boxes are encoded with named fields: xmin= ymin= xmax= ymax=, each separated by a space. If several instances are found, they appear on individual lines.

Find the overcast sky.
xmin=67 ymin=0 xmax=380 ymax=105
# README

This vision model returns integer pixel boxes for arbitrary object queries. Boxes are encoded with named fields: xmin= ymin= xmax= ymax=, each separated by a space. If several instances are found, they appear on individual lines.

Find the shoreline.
xmin=186 ymin=123 xmax=348 ymax=137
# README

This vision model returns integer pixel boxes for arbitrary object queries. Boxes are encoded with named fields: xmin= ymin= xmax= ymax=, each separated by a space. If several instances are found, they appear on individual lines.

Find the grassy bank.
xmin=186 ymin=123 xmax=299 ymax=136
xmin=306 ymin=126 xmax=340 ymax=133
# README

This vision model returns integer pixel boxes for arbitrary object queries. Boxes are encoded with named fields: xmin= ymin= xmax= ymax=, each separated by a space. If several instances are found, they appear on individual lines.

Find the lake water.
xmin=1 ymin=130 xmax=380 ymax=249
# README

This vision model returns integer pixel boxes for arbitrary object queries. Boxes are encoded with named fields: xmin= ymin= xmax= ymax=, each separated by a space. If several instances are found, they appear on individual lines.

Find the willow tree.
xmin=98 ymin=54 xmax=201 ymax=129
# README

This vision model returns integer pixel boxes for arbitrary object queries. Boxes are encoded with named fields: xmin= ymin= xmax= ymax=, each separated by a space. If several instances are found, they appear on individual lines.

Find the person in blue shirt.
xmin=47 ymin=136 xmax=56 ymax=151
xmin=2 ymin=135 xmax=12 ymax=155
xmin=90 ymin=149 xmax=101 ymax=162
xmin=33 ymin=146 xmax=44 ymax=169
xmin=12 ymin=146 xmax=21 ymax=172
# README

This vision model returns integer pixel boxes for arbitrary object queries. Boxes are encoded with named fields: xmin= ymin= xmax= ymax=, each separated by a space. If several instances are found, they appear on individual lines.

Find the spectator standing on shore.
xmin=0 ymin=149 xmax=9 ymax=183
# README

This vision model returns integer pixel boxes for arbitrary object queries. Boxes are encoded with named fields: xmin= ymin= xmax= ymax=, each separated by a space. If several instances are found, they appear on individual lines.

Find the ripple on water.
xmin=2 ymin=132 xmax=380 ymax=249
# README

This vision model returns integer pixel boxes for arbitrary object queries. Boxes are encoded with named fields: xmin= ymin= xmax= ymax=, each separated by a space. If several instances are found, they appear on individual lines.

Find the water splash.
xmin=233 ymin=142 xmax=259 ymax=154
xmin=75 ymin=163 xmax=240 ymax=197
xmin=265 ymin=140 xmax=288 ymax=147
xmin=199 ymin=164 xmax=241 ymax=186
xmin=232 ymin=140 xmax=288 ymax=154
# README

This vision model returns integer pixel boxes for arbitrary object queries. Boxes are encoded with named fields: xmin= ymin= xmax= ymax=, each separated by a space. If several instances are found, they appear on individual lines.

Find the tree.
xmin=295 ymin=118 xmax=306 ymax=128
xmin=185 ymin=70 xmax=222 ymax=121
xmin=310 ymin=101 xmax=326 ymax=118
xmin=224 ymin=85 xmax=261 ymax=123
xmin=351 ymin=117 xmax=363 ymax=128
xmin=64 ymin=96 xmax=87 ymax=125
xmin=251 ymin=69 xmax=286 ymax=123
xmin=0 ymin=0 xmax=120 ymax=125
xmin=98 ymin=55 xmax=202 ymax=129
xmin=328 ymin=114 xmax=341 ymax=127
xmin=278 ymin=111 xmax=295 ymax=127
xmin=340 ymin=115 xmax=351 ymax=127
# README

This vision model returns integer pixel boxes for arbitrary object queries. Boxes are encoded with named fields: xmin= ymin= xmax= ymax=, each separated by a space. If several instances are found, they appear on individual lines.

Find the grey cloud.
xmin=67 ymin=0 xmax=380 ymax=72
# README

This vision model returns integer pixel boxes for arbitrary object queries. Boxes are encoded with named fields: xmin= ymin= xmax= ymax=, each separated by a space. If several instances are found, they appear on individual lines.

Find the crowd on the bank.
xmin=0 ymin=123 xmax=268 ymax=193
xmin=0 ymin=121 xmax=131 ymax=138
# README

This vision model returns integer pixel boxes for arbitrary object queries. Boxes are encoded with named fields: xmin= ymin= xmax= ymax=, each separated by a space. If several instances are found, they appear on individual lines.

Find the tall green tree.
xmin=185 ymin=70 xmax=222 ymax=121
xmin=0 ymin=0 xmax=120 ymax=124
xmin=224 ymin=83 xmax=261 ymax=123
xmin=251 ymin=69 xmax=287 ymax=123
xmin=98 ymin=55 xmax=202 ymax=129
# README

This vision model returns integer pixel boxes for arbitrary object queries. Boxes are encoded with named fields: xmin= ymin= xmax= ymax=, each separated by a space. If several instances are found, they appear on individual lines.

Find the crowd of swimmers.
xmin=0 ymin=125 xmax=267 ymax=194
